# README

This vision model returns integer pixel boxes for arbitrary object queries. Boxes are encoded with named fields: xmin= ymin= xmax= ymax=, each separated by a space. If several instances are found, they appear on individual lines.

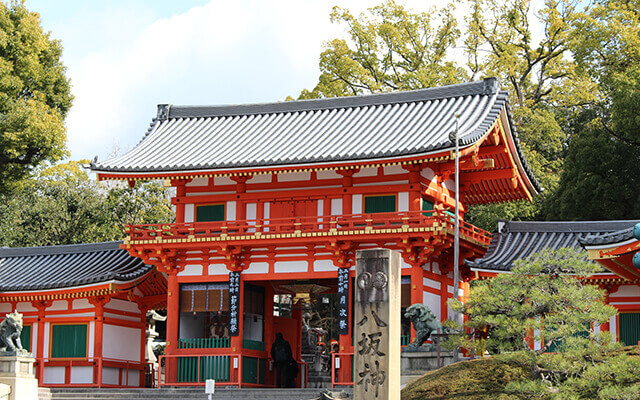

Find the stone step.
xmin=39 ymin=387 xmax=353 ymax=400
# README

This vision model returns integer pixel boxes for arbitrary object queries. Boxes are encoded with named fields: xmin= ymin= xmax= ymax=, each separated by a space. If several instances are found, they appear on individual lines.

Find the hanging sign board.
xmin=229 ymin=271 xmax=240 ymax=336
xmin=337 ymin=267 xmax=350 ymax=335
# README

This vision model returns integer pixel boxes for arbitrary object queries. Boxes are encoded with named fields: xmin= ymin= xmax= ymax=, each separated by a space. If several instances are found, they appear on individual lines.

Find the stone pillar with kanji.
xmin=354 ymin=249 xmax=400 ymax=400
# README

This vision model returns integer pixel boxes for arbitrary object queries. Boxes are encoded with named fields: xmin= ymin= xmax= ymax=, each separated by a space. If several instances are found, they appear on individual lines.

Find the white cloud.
xmin=61 ymin=0 xmax=455 ymax=161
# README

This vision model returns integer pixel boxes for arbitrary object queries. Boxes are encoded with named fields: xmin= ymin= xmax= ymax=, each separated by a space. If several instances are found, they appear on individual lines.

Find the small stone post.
xmin=354 ymin=249 xmax=400 ymax=400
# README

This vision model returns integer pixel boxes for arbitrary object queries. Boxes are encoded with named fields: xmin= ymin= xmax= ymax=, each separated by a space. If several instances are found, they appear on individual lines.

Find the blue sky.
xmin=23 ymin=0 xmax=455 ymax=161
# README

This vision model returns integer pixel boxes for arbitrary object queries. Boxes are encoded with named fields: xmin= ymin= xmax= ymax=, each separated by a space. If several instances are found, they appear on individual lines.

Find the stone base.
xmin=0 ymin=354 xmax=37 ymax=400
xmin=401 ymin=351 xmax=456 ymax=372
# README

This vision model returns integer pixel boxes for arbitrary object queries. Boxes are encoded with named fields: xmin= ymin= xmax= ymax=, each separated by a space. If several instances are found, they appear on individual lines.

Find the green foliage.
xmin=0 ymin=0 xmax=72 ymax=194
xmin=300 ymin=0 xmax=603 ymax=230
xmin=451 ymin=248 xmax=615 ymax=355
xmin=0 ymin=161 xmax=173 ymax=247
xmin=545 ymin=110 xmax=640 ymax=220
xmin=571 ymin=0 xmax=640 ymax=146
xmin=298 ymin=1 xmax=466 ymax=99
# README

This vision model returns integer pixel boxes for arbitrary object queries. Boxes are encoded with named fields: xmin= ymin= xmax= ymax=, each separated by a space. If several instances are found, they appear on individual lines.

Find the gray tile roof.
xmin=90 ymin=78 xmax=537 ymax=191
xmin=466 ymin=220 xmax=638 ymax=271
xmin=0 ymin=242 xmax=153 ymax=291
xmin=579 ymin=225 xmax=638 ymax=246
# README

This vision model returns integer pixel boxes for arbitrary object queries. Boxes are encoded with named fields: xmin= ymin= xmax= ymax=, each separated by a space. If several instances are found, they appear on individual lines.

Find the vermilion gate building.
xmin=89 ymin=78 xmax=538 ymax=386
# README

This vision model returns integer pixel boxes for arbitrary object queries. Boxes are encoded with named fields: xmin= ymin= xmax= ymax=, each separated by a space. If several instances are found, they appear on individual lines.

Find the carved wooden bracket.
xmin=325 ymin=241 xmax=357 ymax=269
xmin=218 ymin=245 xmax=248 ymax=272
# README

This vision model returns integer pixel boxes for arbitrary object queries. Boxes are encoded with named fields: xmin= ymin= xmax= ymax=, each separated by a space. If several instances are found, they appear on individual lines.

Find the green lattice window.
xmin=620 ymin=313 xmax=640 ymax=346
xmin=422 ymin=200 xmax=434 ymax=216
xmin=196 ymin=204 xmax=225 ymax=222
xmin=51 ymin=324 xmax=87 ymax=358
xmin=364 ymin=195 xmax=396 ymax=213
xmin=20 ymin=325 xmax=31 ymax=352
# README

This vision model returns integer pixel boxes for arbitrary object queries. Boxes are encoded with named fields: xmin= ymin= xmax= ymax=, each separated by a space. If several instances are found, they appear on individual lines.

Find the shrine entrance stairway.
xmin=38 ymin=387 xmax=353 ymax=400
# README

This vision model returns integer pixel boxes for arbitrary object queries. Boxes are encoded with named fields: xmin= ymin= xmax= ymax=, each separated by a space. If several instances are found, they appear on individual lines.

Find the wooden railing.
xmin=125 ymin=210 xmax=491 ymax=246
xmin=36 ymin=357 xmax=145 ymax=388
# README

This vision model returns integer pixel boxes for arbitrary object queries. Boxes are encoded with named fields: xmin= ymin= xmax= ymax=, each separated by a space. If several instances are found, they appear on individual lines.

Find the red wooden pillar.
xmin=175 ymin=181 xmax=187 ymax=223
xmin=89 ymin=296 xmax=109 ymax=387
xmin=165 ymin=270 xmax=180 ymax=383
xmin=338 ymin=268 xmax=353 ymax=383
xmin=138 ymin=304 xmax=148 ymax=388
xmin=338 ymin=170 xmax=355 ymax=215
xmin=263 ymin=284 xmax=275 ymax=385
xmin=439 ymin=273 xmax=449 ymax=323
xmin=410 ymin=262 xmax=423 ymax=341
xmin=404 ymin=164 xmax=422 ymax=212
xmin=32 ymin=300 xmax=51 ymax=383
xmin=230 ymin=272 xmax=244 ymax=385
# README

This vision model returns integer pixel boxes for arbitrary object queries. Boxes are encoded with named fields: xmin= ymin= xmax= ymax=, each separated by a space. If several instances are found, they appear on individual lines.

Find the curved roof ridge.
xmin=164 ymin=78 xmax=501 ymax=119
xmin=0 ymin=241 xmax=122 ymax=258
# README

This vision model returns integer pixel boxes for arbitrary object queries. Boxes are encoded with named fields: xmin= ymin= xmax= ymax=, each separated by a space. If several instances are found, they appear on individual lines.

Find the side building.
xmin=90 ymin=78 xmax=539 ymax=387
xmin=466 ymin=220 xmax=640 ymax=348
xmin=0 ymin=242 xmax=166 ymax=388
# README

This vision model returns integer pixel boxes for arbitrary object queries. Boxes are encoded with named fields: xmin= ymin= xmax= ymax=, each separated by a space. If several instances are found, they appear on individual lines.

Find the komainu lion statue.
xmin=404 ymin=303 xmax=446 ymax=350
xmin=0 ymin=311 xmax=25 ymax=353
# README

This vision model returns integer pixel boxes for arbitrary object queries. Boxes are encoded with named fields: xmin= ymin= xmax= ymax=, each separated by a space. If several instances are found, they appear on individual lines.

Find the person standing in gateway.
xmin=271 ymin=332 xmax=292 ymax=388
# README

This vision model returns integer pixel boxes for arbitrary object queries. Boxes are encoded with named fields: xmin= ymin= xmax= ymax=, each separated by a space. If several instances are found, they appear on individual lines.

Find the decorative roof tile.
xmin=0 ymin=242 xmax=152 ymax=291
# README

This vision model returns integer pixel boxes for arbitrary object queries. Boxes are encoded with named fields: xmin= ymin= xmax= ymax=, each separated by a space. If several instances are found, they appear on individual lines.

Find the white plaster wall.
xmin=16 ymin=302 xmax=36 ymax=312
xmin=331 ymin=199 xmax=342 ymax=215
xmin=88 ymin=321 xmax=95 ymax=358
xmin=317 ymin=200 xmax=324 ymax=217
xmin=214 ymin=176 xmax=234 ymax=186
xmin=401 ymin=259 xmax=412 ymax=269
xmin=43 ymin=323 xmax=50 ymax=358
xmin=226 ymin=201 xmax=236 ymax=220
xmin=274 ymin=261 xmax=306 ymax=273
xmin=43 ymin=366 xmax=65 ymax=384
xmin=185 ymin=204 xmax=194 ymax=223
xmin=247 ymin=174 xmax=271 ymax=184
xmin=352 ymin=194 xmax=362 ymax=214
xmin=317 ymin=170 xmax=341 ymax=179
xmin=423 ymin=292 xmax=441 ymax=321
xmin=31 ymin=323 xmax=37 ymax=353
xmin=421 ymin=168 xmax=435 ymax=181
xmin=72 ymin=299 xmax=91 ymax=310
xmin=101 ymin=367 xmax=120 ymax=385
xmin=187 ymin=177 xmax=208 ymax=187
xmin=106 ymin=299 xmax=140 ymax=314
xmin=127 ymin=370 xmax=140 ymax=386
xmin=534 ymin=329 xmax=541 ymax=351
xmin=246 ymin=203 xmax=257 ymax=220
xmin=0 ymin=304 xmax=11 ymax=314
xmin=384 ymin=165 xmax=405 ymax=175
xmin=398 ymin=192 xmax=409 ymax=212
xmin=423 ymin=278 xmax=440 ymax=291
xmin=104 ymin=313 xmax=140 ymax=322
xmin=278 ymin=172 xmax=310 ymax=182
xmin=103 ymin=325 xmax=141 ymax=362
xmin=610 ymin=315 xmax=617 ymax=340
xmin=208 ymin=264 xmax=228 ymax=275
xmin=244 ymin=262 xmax=269 ymax=274
xmin=179 ymin=264 xmax=203 ymax=276
xmin=47 ymin=301 xmax=68 ymax=311
xmin=610 ymin=285 xmax=640 ymax=297
xmin=353 ymin=167 xmax=377 ymax=177
xmin=264 ymin=202 xmax=270 ymax=219
xmin=70 ymin=366 xmax=94 ymax=384
xmin=46 ymin=313 xmax=94 ymax=319
xmin=314 ymin=259 xmax=336 ymax=272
